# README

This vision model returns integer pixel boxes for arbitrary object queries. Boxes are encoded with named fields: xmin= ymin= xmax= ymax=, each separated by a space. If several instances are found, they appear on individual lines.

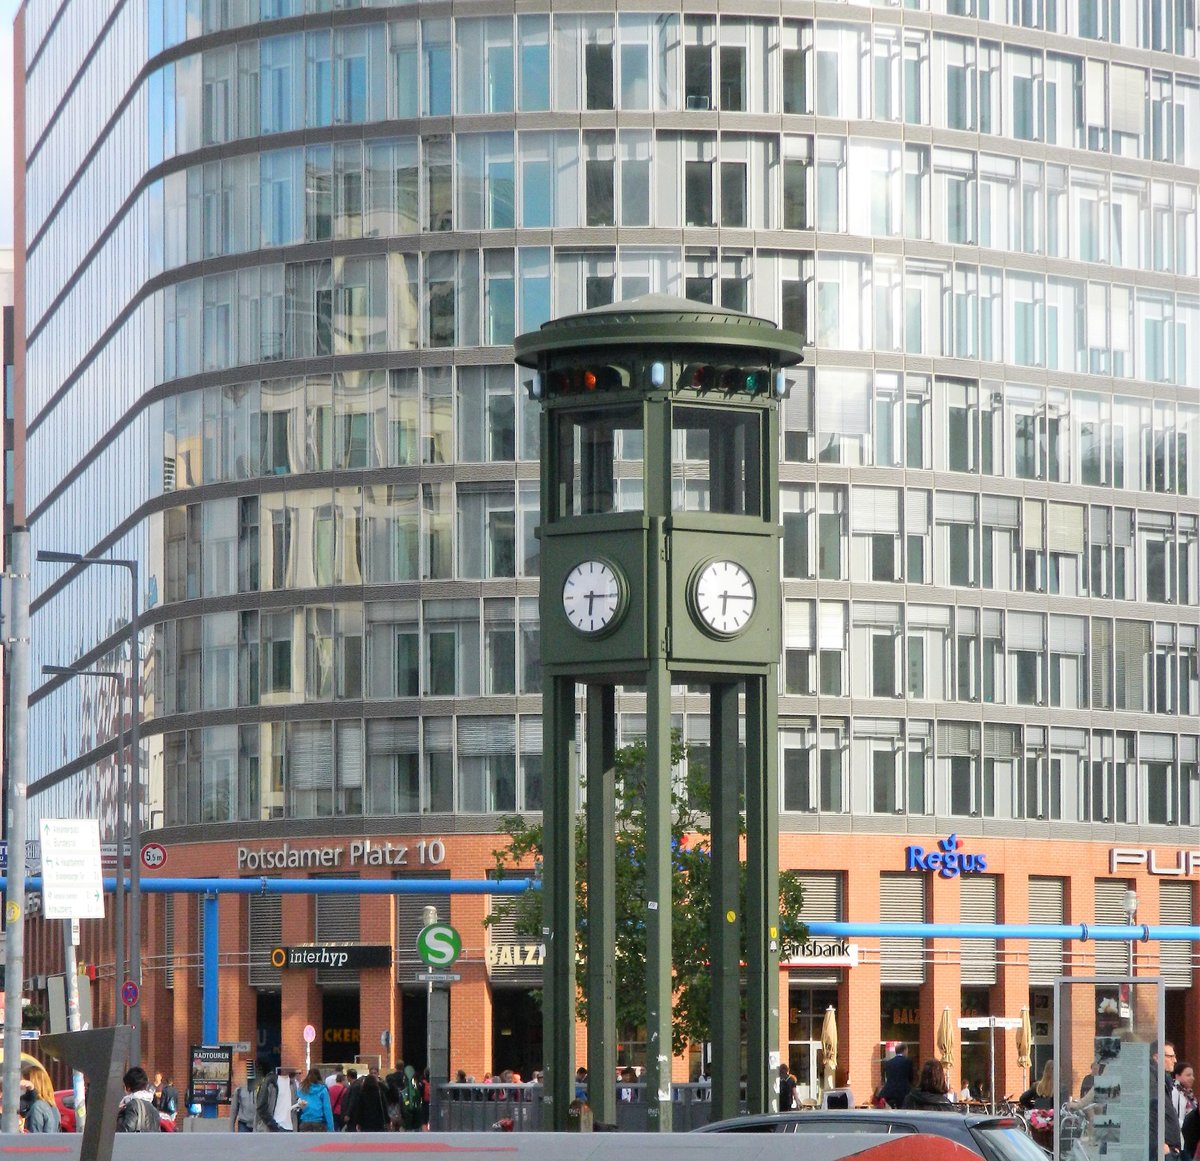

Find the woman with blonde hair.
xmin=1019 ymin=1060 xmax=1055 ymax=1111
xmin=19 ymin=1064 xmax=60 ymax=1132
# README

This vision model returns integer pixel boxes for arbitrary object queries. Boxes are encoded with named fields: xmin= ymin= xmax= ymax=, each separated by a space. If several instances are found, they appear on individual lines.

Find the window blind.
xmin=938 ymin=722 xmax=979 ymax=754
xmin=1007 ymin=612 xmax=1044 ymax=650
xmin=367 ymin=719 xmax=419 ymax=753
xmin=855 ymin=488 xmax=901 ymax=533
xmin=935 ymin=492 xmax=977 ymax=522
xmin=1028 ymin=877 xmax=1064 ymax=985
xmin=1023 ymin=500 xmax=1044 ymax=550
xmin=906 ymin=490 xmax=930 ymax=525
xmin=164 ymin=895 xmax=175 ymax=990
xmin=1091 ymin=619 xmax=1112 ymax=706
xmin=248 ymin=893 xmax=283 ymax=988
xmin=1159 ymin=883 xmax=1194 ymax=988
xmin=290 ymin=721 xmax=333 ymax=790
xmin=985 ymin=724 xmax=1021 ymax=759
xmin=879 ymin=874 xmax=926 ymax=984
xmin=519 ymin=716 xmax=542 ymax=752
xmin=1110 ymin=66 xmax=1144 ymax=134
xmin=338 ymin=723 xmax=363 ymax=789
xmin=1094 ymin=879 xmax=1131 ymax=975
xmin=785 ymin=600 xmax=813 ymax=646
xmin=960 ymin=875 xmax=998 ymax=985
xmin=797 ymin=872 xmax=844 ymax=922
xmin=982 ymin=496 xmax=1019 ymax=527
xmin=1047 ymin=503 xmax=1085 ymax=553
xmin=315 ymin=876 xmax=361 ymax=986
xmin=818 ymin=603 xmax=844 ymax=648
xmin=459 ymin=717 xmax=516 ymax=755
xmin=1047 ymin=616 xmax=1086 ymax=653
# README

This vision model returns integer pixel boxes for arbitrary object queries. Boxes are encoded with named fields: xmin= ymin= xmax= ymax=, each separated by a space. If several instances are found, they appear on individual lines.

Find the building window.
xmin=586 ymin=42 xmax=614 ymax=110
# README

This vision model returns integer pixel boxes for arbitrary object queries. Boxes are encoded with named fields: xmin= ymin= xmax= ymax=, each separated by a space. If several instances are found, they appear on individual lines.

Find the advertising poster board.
xmin=189 ymin=1044 xmax=234 ymax=1106
xmin=1053 ymin=978 xmax=1163 ymax=1161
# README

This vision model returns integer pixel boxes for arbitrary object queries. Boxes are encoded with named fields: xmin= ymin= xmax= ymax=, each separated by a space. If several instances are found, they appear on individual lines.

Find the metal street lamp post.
xmin=41 ymin=664 xmax=127 ymax=1022
xmin=38 ymin=550 xmax=143 ymax=1065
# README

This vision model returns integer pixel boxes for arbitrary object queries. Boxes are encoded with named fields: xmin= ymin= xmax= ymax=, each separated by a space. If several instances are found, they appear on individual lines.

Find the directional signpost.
xmin=957 ymin=1015 xmax=1023 ymax=1112
xmin=39 ymin=820 xmax=104 ymax=920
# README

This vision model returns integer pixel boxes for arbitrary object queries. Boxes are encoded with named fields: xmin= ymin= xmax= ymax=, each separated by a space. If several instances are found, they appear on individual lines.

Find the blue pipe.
xmin=0 ymin=876 xmax=538 ymax=895
xmin=806 ymin=921 xmax=1199 ymax=941
xmin=201 ymin=892 xmax=220 ymax=1118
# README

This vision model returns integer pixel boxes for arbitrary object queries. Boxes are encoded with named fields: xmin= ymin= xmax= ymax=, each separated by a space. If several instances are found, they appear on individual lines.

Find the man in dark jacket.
xmin=879 ymin=1044 xmax=916 ymax=1108
xmin=1152 ymin=1042 xmax=1183 ymax=1160
xmin=117 ymin=1067 xmax=160 ymax=1132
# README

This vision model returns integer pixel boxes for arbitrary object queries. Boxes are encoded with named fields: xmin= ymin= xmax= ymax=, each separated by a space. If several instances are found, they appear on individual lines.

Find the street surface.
xmin=0 ymin=1130 xmax=980 ymax=1161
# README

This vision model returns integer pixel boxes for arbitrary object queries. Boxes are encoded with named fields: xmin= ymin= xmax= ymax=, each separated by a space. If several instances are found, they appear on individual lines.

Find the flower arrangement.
xmin=1029 ymin=1108 xmax=1054 ymax=1132
xmin=1097 ymin=997 xmax=1119 ymax=1015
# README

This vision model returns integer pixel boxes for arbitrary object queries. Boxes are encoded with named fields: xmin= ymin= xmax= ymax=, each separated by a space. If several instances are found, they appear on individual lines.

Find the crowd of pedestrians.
xmin=242 ymin=1061 xmax=429 ymax=1132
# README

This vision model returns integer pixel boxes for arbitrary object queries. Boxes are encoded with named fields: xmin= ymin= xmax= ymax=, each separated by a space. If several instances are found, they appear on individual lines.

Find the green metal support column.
xmin=543 ymin=674 xmax=577 ymax=1130
xmin=744 ymin=672 xmax=780 ymax=1112
xmin=585 ymin=683 xmax=616 ymax=1127
xmin=709 ymin=680 xmax=742 ymax=1121
xmin=643 ymin=661 xmax=674 ymax=1131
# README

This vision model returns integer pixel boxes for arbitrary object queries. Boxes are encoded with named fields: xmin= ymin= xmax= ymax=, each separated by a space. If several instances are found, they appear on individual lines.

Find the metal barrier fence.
xmin=433 ymin=1083 xmax=742 ymax=1132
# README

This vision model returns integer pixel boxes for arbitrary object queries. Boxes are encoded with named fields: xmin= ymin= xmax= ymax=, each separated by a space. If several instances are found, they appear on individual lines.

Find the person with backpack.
xmin=399 ymin=1065 xmax=421 ymax=1131
xmin=116 ymin=1067 xmax=161 ymax=1132
xmin=228 ymin=1061 xmax=257 ymax=1132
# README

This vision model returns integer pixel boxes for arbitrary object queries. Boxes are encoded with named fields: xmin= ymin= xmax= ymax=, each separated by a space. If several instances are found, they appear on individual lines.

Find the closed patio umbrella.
xmin=821 ymin=1007 xmax=838 ymax=1090
xmin=936 ymin=1006 xmax=955 ymax=1069
xmin=1016 ymin=1006 xmax=1032 ymax=1090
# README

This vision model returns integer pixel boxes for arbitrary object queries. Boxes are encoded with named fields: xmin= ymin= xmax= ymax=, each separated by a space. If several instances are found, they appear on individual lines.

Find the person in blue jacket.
xmin=296 ymin=1069 xmax=335 ymax=1132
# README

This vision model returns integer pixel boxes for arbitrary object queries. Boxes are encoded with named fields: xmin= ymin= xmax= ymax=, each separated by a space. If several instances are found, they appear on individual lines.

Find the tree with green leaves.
xmin=489 ymin=732 xmax=806 ymax=1058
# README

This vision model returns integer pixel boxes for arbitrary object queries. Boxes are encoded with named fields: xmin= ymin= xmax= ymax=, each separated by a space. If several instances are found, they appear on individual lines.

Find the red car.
xmin=54 ymin=1091 xmax=177 ymax=1132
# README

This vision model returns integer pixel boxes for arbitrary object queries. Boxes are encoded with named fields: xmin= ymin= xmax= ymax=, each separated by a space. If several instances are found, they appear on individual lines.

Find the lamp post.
xmin=41 ymin=663 xmax=127 ymax=1022
xmin=1124 ymin=889 xmax=1138 ymax=976
xmin=38 ymin=550 xmax=142 ymax=1065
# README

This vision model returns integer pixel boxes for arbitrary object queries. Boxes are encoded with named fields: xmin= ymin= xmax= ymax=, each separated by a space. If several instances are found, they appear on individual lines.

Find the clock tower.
xmin=514 ymin=295 xmax=804 ymax=1130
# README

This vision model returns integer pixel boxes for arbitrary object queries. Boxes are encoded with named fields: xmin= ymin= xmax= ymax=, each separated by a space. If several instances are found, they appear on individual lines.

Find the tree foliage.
xmin=489 ymin=733 xmax=806 ymax=1057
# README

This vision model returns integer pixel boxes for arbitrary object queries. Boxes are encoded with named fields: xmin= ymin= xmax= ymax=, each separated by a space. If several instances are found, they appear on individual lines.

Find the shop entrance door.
xmin=786 ymin=986 xmax=838 ymax=1104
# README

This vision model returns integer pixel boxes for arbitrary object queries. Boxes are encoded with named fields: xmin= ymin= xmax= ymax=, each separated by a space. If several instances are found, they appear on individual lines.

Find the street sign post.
xmin=955 ymin=1016 xmax=1024 ymax=1111
xmin=414 ymin=972 xmax=461 ymax=984
xmin=303 ymin=1023 xmax=316 ymax=1072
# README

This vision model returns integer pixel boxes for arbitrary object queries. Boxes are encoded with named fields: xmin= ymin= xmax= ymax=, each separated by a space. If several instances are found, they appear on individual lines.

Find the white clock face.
xmin=693 ymin=560 xmax=757 ymax=636
xmin=562 ymin=560 xmax=624 ymax=635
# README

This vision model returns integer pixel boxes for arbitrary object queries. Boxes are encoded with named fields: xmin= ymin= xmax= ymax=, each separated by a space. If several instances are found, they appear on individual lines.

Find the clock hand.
xmin=585 ymin=591 xmax=597 ymax=613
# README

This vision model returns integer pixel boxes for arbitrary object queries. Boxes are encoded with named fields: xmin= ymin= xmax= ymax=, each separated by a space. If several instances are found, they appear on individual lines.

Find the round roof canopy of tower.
xmin=513 ymin=294 xmax=805 ymax=367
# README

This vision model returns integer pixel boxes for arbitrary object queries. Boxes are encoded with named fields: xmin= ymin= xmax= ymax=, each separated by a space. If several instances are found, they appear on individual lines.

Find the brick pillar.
xmin=280 ymin=892 xmax=319 ymax=1071
xmin=358 ymin=891 xmax=398 ymax=1070
xmin=846 ymin=860 xmax=884 ymax=1100
xmin=923 ymin=875 xmax=962 ymax=1093
xmin=994 ymin=868 xmax=1030 ymax=1102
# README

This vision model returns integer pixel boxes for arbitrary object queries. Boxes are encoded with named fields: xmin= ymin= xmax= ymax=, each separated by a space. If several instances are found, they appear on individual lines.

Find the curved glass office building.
xmin=17 ymin=0 xmax=1199 ymax=1102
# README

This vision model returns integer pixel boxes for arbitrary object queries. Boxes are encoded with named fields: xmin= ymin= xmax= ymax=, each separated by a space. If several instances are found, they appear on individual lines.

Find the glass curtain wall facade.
xmin=19 ymin=2 xmax=1200 ymax=864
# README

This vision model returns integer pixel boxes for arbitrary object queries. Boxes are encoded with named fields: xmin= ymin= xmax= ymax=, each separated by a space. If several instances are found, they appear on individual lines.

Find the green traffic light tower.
xmin=514 ymin=295 xmax=804 ymax=1131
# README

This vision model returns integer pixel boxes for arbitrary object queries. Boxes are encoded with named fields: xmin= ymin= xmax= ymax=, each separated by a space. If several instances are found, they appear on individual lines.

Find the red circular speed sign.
xmin=141 ymin=843 xmax=167 ymax=870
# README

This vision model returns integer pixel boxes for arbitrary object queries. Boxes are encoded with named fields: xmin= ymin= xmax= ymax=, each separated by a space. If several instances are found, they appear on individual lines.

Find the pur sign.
xmin=1110 ymin=848 xmax=1200 ymax=876
xmin=905 ymin=834 xmax=988 ymax=879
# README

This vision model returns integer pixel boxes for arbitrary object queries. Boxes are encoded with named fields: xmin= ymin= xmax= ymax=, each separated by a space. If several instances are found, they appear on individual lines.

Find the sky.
xmin=0 ymin=0 xmax=18 ymax=248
